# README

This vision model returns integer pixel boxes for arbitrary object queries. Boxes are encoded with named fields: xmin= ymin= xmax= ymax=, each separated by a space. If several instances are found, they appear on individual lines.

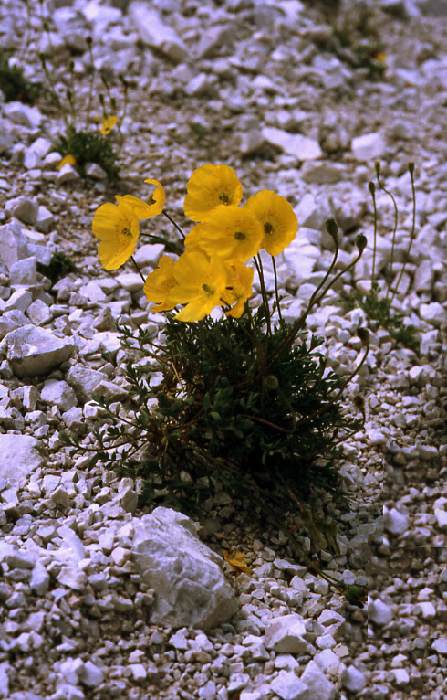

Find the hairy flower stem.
xmin=254 ymin=255 xmax=272 ymax=335
xmin=391 ymin=163 xmax=416 ymax=306
xmin=272 ymin=256 xmax=283 ymax=323
xmin=39 ymin=54 xmax=69 ymax=128
xmin=131 ymin=256 xmax=145 ymax=284
xmin=86 ymin=38 xmax=95 ymax=128
xmin=336 ymin=335 xmax=370 ymax=399
xmin=162 ymin=210 xmax=185 ymax=240
xmin=369 ymin=181 xmax=379 ymax=292
xmin=375 ymin=162 xmax=399 ymax=302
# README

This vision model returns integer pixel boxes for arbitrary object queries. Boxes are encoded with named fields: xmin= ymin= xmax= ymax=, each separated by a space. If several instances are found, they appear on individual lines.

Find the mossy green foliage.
xmin=88 ymin=309 xmax=360 ymax=516
xmin=316 ymin=3 xmax=386 ymax=80
xmin=0 ymin=50 xmax=40 ymax=103
xmin=37 ymin=251 xmax=77 ymax=286
xmin=56 ymin=126 xmax=119 ymax=181
xmin=348 ymin=287 xmax=419 ymax=353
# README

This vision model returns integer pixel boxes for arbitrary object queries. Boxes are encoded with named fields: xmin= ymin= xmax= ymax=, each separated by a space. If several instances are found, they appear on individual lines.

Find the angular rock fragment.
xmin=0 ymin=434 xmax=42 ymax=484
xmin=2 ymin=324 xmax=75 ymax=377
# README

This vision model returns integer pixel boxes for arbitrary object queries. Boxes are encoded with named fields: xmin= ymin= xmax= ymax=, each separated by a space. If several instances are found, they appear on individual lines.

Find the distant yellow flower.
xmin=184 ymin=164 xmax=243 ymax=221
xmin=245 ymin=190 xmax=298 ymax=256
xmin=92 ymin=200 xmax=139 ymax=270
xmin=374 ymin=51 xmax=387 ymax=65
xmin=173 ymin=250 xmax=228 ymax=322
xmin=57 ymin=153 xmax=77 ymax=170
xmin=184 ymin=206 xmax=263 ymax=262
xmin=143 ymin=255 xmax=179 ymax=312
xmin=222 ymin=261 xmax=254 ymax=318
xmin=99 ymin=114 xmax=118 ymax=135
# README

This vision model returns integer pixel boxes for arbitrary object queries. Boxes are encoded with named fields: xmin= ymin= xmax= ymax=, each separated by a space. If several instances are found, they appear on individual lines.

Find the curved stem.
xmin=376 ymin=172 xmax=399 ymax=302
xmin=162 ymin=210 xmax=185 ymax=240
xmin=390 ymin=164 xmax=416 ymax=306
xmin=254 ymin=255 xmax=271 ymax=335
xmin=370 ymin=184 xmax=378 ymax=291
xmin=130 ymin=256 xmax=145 ymax=284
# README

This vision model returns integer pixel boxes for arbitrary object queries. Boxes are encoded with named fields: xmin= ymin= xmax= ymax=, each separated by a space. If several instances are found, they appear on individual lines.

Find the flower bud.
xmin=358 ymin=327 xmax=369 ymax=345
xmin=368 ymin=181 xmax=376 ymax=196
xmin=356 ymin=234 xmax=367 ymax=252
xmin=325 ymin=218 xmax=339 ymax=241
xmin=263 ymin=375 xmax=279 ymax=390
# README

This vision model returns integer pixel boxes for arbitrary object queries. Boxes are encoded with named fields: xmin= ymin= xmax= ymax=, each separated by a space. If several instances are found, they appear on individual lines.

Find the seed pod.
xmin=325 ymin=218 xmax=339 ymax=241
xmin=356 ymin=234 xmax=367 ymax=252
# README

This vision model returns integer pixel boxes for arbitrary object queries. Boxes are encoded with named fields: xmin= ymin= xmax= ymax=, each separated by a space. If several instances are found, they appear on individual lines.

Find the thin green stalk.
xmin=162 ymin=210 xmax=185 ymax=240
xmin=86 ymin=37 xmax=95 ymax=128
xmin=271 ymin=256 xmax=283 ymax=322
xmin=131 ymin=256 xmax=145 ymax=284
xmin=375 ymin=163 xmax=399 ymax=302
xmin=390 ymin=163 xmax=416 ymax=306
xmin=254 ymin=255 xmax=271 ymax=335
xmin=369 ymin=181 xmax=378 ymax=292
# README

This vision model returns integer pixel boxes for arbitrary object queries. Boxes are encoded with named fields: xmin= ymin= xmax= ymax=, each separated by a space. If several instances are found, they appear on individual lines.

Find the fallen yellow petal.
xmin=57 ymin=153 xmax=77 ymax=170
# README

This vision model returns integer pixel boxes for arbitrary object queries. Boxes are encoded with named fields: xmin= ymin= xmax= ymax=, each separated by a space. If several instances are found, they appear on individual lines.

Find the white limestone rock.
xmin=383 ymin=506 xmax=409 ymax=536
xmin=35 ymin=206 xmax=55 ymax=234
xmin=1 ymin=324 xmax=75 ymax=377
xmin=299 ymin=660 xmax=337 ymax=700
xmin=368 ymin=598 xmax=393 ymax=626
xmin=431 ymin=637 xmax=447 ymax=654
xmin=0 ymin=310 xmax=28 ymax=339
xmin=4 ymin=102 xmax=42 ymax=129
xmin=131 ymin=507 xmax=238 ymax=629
xmin=24 ymin=137 xmax=52 ymax=169
xmin=351 ymin=132 xmax=387 ymax=161
xmin=262 ymin=127 xmax=322 ymax=160
xmin=269 ymin=671 xmax=308 ymax=699
xmin=342 ymin=665 xmax=367 ymax=693
xmin=5 ymin=196 xmax=38 ymax=226
xmin=420 ymin=302 xmax=444 ymax=326
xmin=129 ymin=3 xmax=188 ymax=63
xmin=0 ymin=433 xmax=42 ymax=484
xmin=265 ymin=614 xmax=308 ymax=653
xmin=41 ymin=379 xmax=78 ymax=411
xmin=9 ymin=257 xmax=37 ymax=287
xmin=67 ymin=365 xmax=106 ymax=402
xmin=0 ymin=220 xmax=32 ymax=270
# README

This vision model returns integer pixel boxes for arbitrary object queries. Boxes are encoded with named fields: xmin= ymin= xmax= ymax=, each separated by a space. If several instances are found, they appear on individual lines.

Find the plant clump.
xmin=0 ymin=50 xmax=40 ymax=103
xmin=56 ymin=126 xmax=120 ymax=182
xmin=66 ymin=165 xmax=369 ymax=522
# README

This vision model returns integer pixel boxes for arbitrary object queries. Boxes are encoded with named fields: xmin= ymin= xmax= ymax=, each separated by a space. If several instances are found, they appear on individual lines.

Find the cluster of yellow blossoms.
xmin=92 ymin=164 xmax=298 ymax=322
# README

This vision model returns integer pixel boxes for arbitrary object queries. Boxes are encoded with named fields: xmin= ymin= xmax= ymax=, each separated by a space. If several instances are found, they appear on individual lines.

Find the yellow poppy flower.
xmin=57 ymin=153 xmax=77 ymax=170
xmin=222 ymin=261 xmax=254 ymax=318
xmin=99 ymin=114 xmax=118 ymax=135
xmin=143 ymin=255 xmax=179 ymax=312
xmin=173 ymin=250 xmax=228 ymax=323
xmin=92 ymin=200 xmax=140 ymax=270
xmin=184 ymin=164 xmax=243 ymax=221
xmin=184 ymin=206 xmax=263 ymax=262
xmin=245 ymin=190 xmax=298 ymax=256
xmin=116 ymin=179 xmax=165 ymax=220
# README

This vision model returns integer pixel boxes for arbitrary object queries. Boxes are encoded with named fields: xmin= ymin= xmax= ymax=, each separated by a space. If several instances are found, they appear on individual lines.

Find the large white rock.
xmin=262 ymin=127 xmax=322 ymax=161
xmin=131 ymin=507 xmax=238 ymax=629
xmin=129 ymin=3 xmax=188 ymax=63
xmin=0 ymin=434 xmax=42 ymax=484
xmin=269 ymin=671 xmax=308 ymax=699
xmin=368 ymin=598 xmax=393 ymax=626
xmin=265 ymin=614 xmax=308 ymax=653
xmin=24 ymin=137 xmax=52 ymax=169
xmin=4 ymin=102 xmax=42 ymax=129
xmin=1 ymin=325 xmax=75 ymax=377
xmin=41 ymin=379 xmax=78 ymax=411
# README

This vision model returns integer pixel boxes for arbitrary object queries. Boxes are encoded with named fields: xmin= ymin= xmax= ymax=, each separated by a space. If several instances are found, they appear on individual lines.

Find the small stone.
xmin=5 ymin=196 xmax=38 ymax=225
xmin=86 ymin=163 xmax=107 ymax=180
xmin=431 ymin=638 xmax=447 ymax=654
xmin=128 ymin=664 xmax=147 ymax=682
xmin=299 ymin=660 xmax=337 ymax=700
xmin=269 ymin=671 xmax=308 ymax=700
xmin=24 ymin=137 xmax=52 ymax=169
xmin=420 ymin=302 xmax=444 ymax=326
xmin=9 ymin=257 xmax=37 ymax=286
xmin=4 ymin=289 xmax=33 ymax=313
xmin=4 ymin=102 xmax=42 ymax=128
xmin=0 ymin=434 xmax=42 ymax=484
xmin=129 ymin=3 xmax=188 ymax=63
xmin=342 ymin=665 xmax=366 ymax=693
xmin=67 ymin=365 xmax=105 ymax=402
xmin=392 ymin=668 xmax=410 ymax=685
xmin=27 ymin=299 xmax=51 ymax=325
xmin=57 ymin=164 xmax=80 ymax=184
xmin=368 ymin=598 xmax=393 ymax=626
xmin=301 ymin=162 xmax=345 ymax=185
xmin=383 ymin=506 xmax=409 ymax=536
xmin=351 ymin=132 xmax=387 ymax=160
xmin=262 ymin=127 xmax=322 ymax=160
xmin=265 ymin=614 xmax=308 ymax=653
xmin=434 ymin=508 xmax=447 ymax=530
xmin=41 ymin=379 xmax=78 ymax=411
xmin=35 ymin=206 xmax=55 ymax=233
xmin=79 ymin=661 xmax=104 ymax=686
